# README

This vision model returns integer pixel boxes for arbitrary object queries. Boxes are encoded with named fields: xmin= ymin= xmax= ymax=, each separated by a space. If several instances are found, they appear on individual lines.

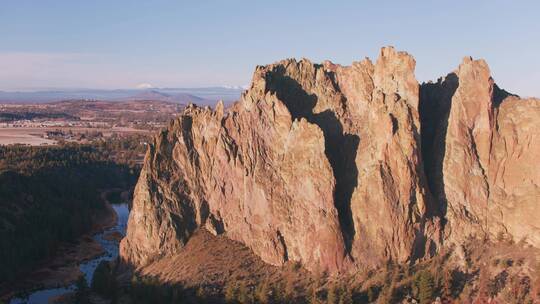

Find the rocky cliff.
xmin=420 ymin=57 xmax=540 ymax=247
xmin=120 ymin=47 xmax=539 ymax=274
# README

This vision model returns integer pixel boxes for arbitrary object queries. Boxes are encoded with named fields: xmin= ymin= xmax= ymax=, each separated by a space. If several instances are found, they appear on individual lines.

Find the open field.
xmin=0 ymin=127 xmax=153 ymax=146
xmin=0 ymin=99 xmax=177 ymax=146
xmin=0 ymin=129 xmax=56 ymax=145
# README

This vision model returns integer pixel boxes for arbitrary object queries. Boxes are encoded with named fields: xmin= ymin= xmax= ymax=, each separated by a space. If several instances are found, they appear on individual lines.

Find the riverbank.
xmin=0 ymin=195 xmax=119 ymax=302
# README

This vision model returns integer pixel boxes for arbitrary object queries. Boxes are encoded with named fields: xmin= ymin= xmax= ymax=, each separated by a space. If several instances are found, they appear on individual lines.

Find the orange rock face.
xmin=421 ymin=57 xmax=540 ymax=247
xmin=120 ymin=47 xmax=539 ymax=273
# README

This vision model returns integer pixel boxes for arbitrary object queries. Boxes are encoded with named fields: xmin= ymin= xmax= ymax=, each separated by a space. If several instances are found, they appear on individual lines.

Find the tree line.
xmin=0 ymin=142 xmax=141 ymax=284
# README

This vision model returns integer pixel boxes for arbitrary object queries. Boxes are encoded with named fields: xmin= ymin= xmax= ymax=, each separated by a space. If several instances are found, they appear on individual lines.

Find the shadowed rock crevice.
xmin=419 ymin=74 xmax=515 ymax=221
xmin=390 ymin=114 xmax=399 ymax=134
xmin=265 ymin=68 xmax=358 ymax=254
xmin=419 ymin=73 xmax=458 ymax=219
xmin=276 ymin=230 xmax=288 ymax=262
xmin=419 ymin=73 xmax=515 ymax=221
xmin=175 ymin=116 xmax=205 ymax=239
xmin=180 ymin=116 xmax=200 ymax=168
xmin=492 ymin=83 xmax=516 ymax=108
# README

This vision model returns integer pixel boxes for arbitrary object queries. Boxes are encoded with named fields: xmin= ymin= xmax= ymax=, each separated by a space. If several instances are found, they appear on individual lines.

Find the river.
xmin=10 ymin=203 xmax=129 ymax=304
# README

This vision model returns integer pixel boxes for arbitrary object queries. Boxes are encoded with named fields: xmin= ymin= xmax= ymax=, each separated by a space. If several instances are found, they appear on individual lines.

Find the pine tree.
xmin=417 ymin=271 xmax=435 ymax=304
xmin=91 ymin=260 xmax=114 ymax=297
xmin=274 ymin=281 xmax=289 ymax=303
xmin=75 ymin=275 xmax=90 ymax=304
xmin=255 ymin=279 xmax=270 ymax=304
xmin=338 ymin=286 xmax=353 ymax=304
xmin=196 ymin=286 xmax=208 ymax=302
xmin=378 ymin=280 xmax=398 ymax=303
xmin=284 ymin=275 xmax=295 ymax=302
xmin=225 ymin=281 xmax=238 ymax=303
xmin=441 ymin=268 xmax=454 ymax=300
xmin=327 ymin=283 xmax=338 ymax=304
xmin=237 ymin=281 xmax=251 ymax=304
xmin=366 ymin=286 xmax=377 ymax=303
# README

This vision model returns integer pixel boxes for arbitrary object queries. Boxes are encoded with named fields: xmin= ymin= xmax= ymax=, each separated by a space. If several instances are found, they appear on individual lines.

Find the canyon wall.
xmin=120 ymin=47 xmax=539 ymax=273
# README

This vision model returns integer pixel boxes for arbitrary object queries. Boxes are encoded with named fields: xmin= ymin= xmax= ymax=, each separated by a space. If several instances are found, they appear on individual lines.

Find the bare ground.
xmin=138 ymin=229 xmax=314 ymax=292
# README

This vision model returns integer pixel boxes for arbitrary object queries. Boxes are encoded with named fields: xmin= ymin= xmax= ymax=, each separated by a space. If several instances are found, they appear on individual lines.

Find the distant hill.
xmin=0 ymin=87 xmax=243 ymax=106
xmin=121 ymin=90 xmax=208 ymax=104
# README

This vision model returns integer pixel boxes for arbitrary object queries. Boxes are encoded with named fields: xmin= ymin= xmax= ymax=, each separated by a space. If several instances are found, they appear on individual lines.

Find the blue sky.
xmin=0 ymin=1 xmax=539 ymax=96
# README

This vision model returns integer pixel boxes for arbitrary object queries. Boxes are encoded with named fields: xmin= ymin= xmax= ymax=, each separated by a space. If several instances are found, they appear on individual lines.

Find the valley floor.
xmin=1 ymin=196 xmax=118 ymax=302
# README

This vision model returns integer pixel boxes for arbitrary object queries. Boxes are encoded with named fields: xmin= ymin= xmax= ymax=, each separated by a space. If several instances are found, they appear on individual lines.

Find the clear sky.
xmin=1 ymin=1 xmax=539 ymax=96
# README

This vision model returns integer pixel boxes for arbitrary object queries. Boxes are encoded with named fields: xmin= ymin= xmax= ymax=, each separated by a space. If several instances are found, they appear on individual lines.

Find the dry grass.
xmin=129 ymin=232 xmax=540 ymax=303
xmin=139 ymin=229 xmax=313 ymax=292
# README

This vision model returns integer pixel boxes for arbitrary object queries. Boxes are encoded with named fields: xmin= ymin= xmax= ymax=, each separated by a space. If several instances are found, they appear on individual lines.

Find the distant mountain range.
xmin=0 ymin=87 xmax=244 ymax=106
xmin=117 ymin=90 xmax=207 ymax=104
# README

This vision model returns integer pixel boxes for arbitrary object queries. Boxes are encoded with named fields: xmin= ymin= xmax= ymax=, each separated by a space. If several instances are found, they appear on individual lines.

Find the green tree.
xmin=273 ymin=281 xmax=289 ymax=304
xmin=225 ymin=281 xmax=238 ymax=303
xmin=75 ymin=275 xmax=90 ymax=304
xmin=327 ymin=283 xmax=338 ymax=304
xmin=338 ymin=286 xmax=353 ymax=304
xmin=377 ymin=283 xmax=397 ymax=303
xmin=285 ymin=277 xmax=296 ymax=302
xmin=0 ymin=143 xmax=140 ymax=284
xmin=416 ymin=270 xmax=435 ymax=304
xmin=307 ymin=283 xmax=319 ymax=304
xmin=366 ymin=285 xmax=378 ymax=302
xmin=255 ymin=279 xmax=270 ymax=304
xmin=237 ymin=281 xmax=252 ymax=304
xmin=91 ymin=261 xmax=115 ymax=297
xmin=196 ymin=286 xmax=209 ymax=302
xmin=378 ymin=269 xmax=400 ymax=304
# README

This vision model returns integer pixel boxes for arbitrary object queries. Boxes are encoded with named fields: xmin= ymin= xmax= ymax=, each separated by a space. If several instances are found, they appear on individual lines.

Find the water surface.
xmin=10 ymin=203 xmax=129 ymax=304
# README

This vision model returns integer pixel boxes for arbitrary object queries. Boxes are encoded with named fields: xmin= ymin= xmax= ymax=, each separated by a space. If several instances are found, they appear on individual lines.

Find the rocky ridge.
xmin=120 ymin=47 xmax=539 ymax=274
